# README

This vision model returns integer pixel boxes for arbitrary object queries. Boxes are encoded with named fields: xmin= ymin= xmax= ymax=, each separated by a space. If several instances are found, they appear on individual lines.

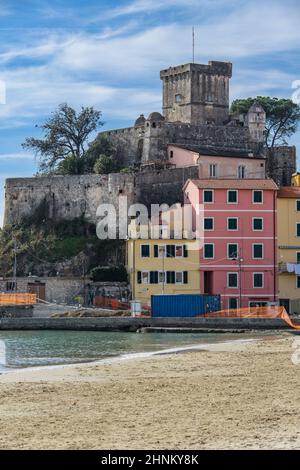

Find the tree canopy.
xmin=231 ymin=97 xmax=300 ymax=149
xmin=22 ymin=103 xmax=104 ymax=174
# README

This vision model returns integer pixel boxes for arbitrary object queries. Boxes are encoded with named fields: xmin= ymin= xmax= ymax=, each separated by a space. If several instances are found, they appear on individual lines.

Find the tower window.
xmin=175 ymin=94 xmax=183 ymax=103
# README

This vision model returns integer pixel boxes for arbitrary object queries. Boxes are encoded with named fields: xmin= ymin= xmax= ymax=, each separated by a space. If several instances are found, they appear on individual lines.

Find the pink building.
xmin=183 ymin=179 xmax=278 ymax=309
xmin=168 ymin=144 xmax=266 ymax=179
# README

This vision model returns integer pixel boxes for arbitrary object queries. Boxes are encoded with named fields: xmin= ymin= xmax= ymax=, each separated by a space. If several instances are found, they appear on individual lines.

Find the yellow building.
xmin=126 ymin=237 xmax=200 ymax=304
xmin=292 ymin=173 xmax=300 ymax=187
xmin=278 ymin=187 xmax=300 ymax=313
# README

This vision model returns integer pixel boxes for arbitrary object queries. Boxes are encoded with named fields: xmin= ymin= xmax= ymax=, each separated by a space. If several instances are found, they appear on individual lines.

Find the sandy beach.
xmin=0 ymin=333 xmax=300 ymax=450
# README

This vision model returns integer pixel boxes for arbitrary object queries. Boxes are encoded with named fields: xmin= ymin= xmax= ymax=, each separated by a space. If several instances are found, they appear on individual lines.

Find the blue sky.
xmin=0 ymin=0 xmax=300 ymax=224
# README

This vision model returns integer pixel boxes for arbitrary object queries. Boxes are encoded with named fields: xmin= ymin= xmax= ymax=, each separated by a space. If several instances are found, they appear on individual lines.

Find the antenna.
xmin=192 ymin=27 xmax=195 ymax=63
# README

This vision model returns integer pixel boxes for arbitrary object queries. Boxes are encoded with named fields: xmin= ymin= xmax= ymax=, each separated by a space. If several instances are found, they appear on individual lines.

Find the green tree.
xmin=93 ymin=154 xmax=119 ymax=174
xmin=231 ymin=97 xmax=300 ymax=149
xmin=22 ymin=103 xmax=103 ymax=174
xmin=84 ymin=134 xmax=116 ymax=172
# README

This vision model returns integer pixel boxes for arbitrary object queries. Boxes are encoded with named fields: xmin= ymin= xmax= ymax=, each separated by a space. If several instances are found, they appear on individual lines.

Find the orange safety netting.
xmin=0 ymin=293 xmax=37 ymax=305
xmin=203 ymin=306 xmax=300 ymax=330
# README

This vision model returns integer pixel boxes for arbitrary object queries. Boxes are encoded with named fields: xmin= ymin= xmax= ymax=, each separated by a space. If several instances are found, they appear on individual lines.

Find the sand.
xmin=0 ymin=333 xmax=300 ymax=450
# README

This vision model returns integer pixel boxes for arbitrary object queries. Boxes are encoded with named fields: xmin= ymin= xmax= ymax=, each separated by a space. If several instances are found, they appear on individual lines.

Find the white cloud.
xmin=0 ymin=152 xmax=35 ymax=161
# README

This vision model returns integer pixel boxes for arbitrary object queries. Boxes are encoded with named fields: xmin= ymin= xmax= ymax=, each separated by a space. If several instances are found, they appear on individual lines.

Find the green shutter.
xmin=137 ymin=271 xmax=141 ymax=284
xmin=183 ymin=271 xmax=188 ymax=284
xmin=166 ymin=271 xmax=171 ymax=284
xmin=154 ymin=245 xmax=158 ymax=257
xmin=183 ymin=245 xmax=188 ymax=257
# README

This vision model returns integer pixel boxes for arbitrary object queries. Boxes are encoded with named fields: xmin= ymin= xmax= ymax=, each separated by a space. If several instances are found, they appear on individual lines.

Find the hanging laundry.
xmin=287 ymin=263 xmax=295 ymax=273
xmin=295 ymin=264 xmax=300 ymax=275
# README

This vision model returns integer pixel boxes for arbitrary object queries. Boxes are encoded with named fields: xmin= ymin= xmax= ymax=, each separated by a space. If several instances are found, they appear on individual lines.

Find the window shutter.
xmin=171 ymin=271 xmax=175 ymax=283
xmin=137 ymin=271 xmax=141 ymax=284
xmin=183 ymin=245 xmax=188 ymax=257
xmin=150 ymin=271 xmax=154 ymax=284
xmin=166 ymin=245 xmax=171 ymax=258
xmin=154 ymin=245 xmax=158 ymax=257
xmin=154 ymin=271 xmax=158 ymax=284
xmin=166 ymin=271 xmax=171 ymax=284
xmin=170 ymin=245 xmax=175 ymax=258
xmin=183 ymin=271 xmax=188 ymax=284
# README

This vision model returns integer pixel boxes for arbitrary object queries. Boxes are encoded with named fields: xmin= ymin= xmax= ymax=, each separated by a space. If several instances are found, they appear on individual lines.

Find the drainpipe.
xmin=273 ymin=190 xmax=277 ymax=302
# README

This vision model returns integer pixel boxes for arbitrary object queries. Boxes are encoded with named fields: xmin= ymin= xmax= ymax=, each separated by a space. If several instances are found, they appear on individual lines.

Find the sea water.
xmin=0 ymin=330 xmax=241 ymax=372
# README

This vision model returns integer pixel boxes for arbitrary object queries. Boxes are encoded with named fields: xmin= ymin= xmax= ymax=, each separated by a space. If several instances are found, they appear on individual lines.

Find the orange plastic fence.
xmin=203 ymin=306 xmax=300 ymax=329
xmin=0 ymin=293 xmax=37 ymax=305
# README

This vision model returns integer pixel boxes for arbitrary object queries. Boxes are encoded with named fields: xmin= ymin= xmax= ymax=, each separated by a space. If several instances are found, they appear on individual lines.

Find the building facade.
xmin=127 ymin=234 xmax=200 ymax=305
xmin=184 ymin=179 xmax=278 ymax=309
xmin=277 ymin=187 xmax=300 ymax=314
xmin=167 ymin=144 xmax=266 ymax=178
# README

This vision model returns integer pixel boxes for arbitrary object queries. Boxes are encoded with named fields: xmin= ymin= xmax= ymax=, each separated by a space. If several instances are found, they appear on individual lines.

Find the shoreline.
xmin=0 ymin=334 xmax=264 ymax=379
xmin=0 ymin=332 xmax=299 ymax=449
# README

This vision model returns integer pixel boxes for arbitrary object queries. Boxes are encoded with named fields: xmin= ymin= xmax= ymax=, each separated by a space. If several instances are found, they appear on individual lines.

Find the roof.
xmin=278 ymin=187 xmax=300 ymax=198
xmin=147 ymin=112 xmax=164 ymax=121
xmin=168 ymin=143 xmax=265 ymax=159
xmin=183 ymin=178 xmax=279 ymax=191
xmin=134 ymin=114 xmax=146 ymax=127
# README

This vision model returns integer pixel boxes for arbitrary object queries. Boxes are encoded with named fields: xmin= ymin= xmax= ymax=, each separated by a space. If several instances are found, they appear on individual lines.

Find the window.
xmin=141 ymin=244 xmax=150 ymax=257
xmin=175 ymin=272 xmax=183 ymax=284
xmin=238 ymin=165 xmax=246 ymax=179
xmin=138 ymin=272 xmax=149 ymax=284
xmin=253 ymin=218 xmax=263 ymax=231
xmin=227 ymin=218 xmax=238 ymax=231
xmin=227 ymin=190 xmax=238 ymax=204
xmin=297 ymin=276 xmax=300 ymax=289
xmin=253 ymin=244 xmax=263 ymax=259
xmin=149 ymin=271 xmax=158 ymax=284
xmin=166 ymin=271 xmax=175 ymax=284
xmin=203 ymin=189 xmax=213 ymax=203
xmin=297 ymin=224 xmax=300 ymax=237
xmin=297 ymin=252 xmax=300 ymax=264
xmin=175 ymin=245 xmax=183 ymax=257
xmin=227 ymin=273 xmax=238 ymax=288
xmin=204 ymin=244 xmax=214 ymax=259
xmin=170 ymin=150 xmax=174 ymax=158
xmin=209 ymin=164 xmax=217 ymax=178
xmin=204 ymin=218 xmax=214 ymax=230
xmin=296 ymin=200 xmax=300 ymax=212
xmin=253 ymin=273 xmax=263 ymax=288
xmin=229 ymin=298 xmax=238 ymax=309
xmin=228 ymin=244 xmax=238 ymax=259
xmin=158 ymin=245 xmax=166 ymax=258
xmin=253 ymin=190 xmax=263 ymax=203
xmin=158 ymin=271 xmax=165 ymax=284
xmin=175 ymin=94 xmax=183 ymax=103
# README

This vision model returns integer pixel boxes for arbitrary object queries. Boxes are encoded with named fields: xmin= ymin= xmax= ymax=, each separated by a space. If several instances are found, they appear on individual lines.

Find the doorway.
xmin=28 ymin=282 xmax=46 ymax=302
xmin=203 ymin=271 xmax=213 ymax=294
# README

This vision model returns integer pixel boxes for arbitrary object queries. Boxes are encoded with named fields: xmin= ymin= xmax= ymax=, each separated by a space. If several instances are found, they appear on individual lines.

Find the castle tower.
xmin=160 ymin=61 xmax=232 ymax=126
xmin=245 ymin=103 xmax=266 ymax=143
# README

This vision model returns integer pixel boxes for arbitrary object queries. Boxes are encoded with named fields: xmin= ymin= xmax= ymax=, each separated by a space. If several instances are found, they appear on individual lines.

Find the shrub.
xmin=90 ymin=265 xmax=128 ymax=282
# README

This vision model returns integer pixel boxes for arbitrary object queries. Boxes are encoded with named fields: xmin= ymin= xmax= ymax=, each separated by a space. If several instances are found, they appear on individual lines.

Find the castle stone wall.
xmin=4 ymin=173 xmax=135 ymax=225
xmin=4 ymin=167 xmax=199 ymax=226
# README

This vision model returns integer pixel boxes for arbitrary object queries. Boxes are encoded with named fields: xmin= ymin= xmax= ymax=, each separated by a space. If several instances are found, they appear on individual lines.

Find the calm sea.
xmin=0 ymin=330 xmax=240 ymax=372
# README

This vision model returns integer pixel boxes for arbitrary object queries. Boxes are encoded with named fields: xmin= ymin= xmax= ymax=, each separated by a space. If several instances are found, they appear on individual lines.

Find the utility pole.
xmin=162 ymin=246 xmax=165 ymax=295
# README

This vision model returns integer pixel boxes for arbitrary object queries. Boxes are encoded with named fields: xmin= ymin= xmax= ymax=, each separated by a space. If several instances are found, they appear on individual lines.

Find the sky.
xmin=0 ymin=0 xmax=300 ymax=224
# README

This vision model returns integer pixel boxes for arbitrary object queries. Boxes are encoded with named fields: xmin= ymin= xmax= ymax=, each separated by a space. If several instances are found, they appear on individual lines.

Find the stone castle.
xmin=4 ymin=60 xmax=296 ymax=226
